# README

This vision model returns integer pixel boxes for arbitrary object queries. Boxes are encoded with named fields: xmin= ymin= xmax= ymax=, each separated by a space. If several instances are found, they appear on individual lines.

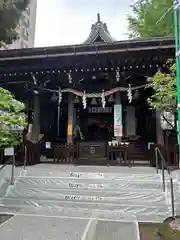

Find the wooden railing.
xmin=107 ymin=143 xmax=132 ymax=166
xmin=53 ymin=143 xmax=77 ymax=164
xmin=2 ymin=140 xmax=177 ymax=168
xmin=52 ymin=142 xmax=133 ymax=166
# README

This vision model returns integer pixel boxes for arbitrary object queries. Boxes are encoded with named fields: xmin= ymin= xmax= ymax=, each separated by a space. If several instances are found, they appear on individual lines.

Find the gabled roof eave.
xmin=83 ymin=14 xmax=116 ymax=44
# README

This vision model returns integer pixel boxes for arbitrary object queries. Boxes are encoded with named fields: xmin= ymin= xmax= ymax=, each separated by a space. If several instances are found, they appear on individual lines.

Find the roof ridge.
xmin=83 ymin=13 xmax=115 ymax=44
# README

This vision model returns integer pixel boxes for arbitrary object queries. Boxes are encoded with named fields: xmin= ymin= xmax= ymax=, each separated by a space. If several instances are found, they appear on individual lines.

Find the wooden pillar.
xmin=26 ymin=91 xmax=41 ymax=165
xmin=57 ymin=102 xmax=61 ymax=137
xmin=125 ymin=106 xmax=136 ymax=136
xmin=31 ymin=91 xmax=40 ymax=143
xmin=67 ymin=93 xmax=74 ymax=144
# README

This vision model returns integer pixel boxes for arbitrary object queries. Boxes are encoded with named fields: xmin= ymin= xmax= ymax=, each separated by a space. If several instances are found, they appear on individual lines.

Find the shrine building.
xmin=0 ymin=14 xmax=176 ymax=165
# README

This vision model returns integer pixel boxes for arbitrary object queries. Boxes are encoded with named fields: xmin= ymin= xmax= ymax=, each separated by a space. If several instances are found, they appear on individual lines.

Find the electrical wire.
xmin=156 ymin=5 xmax=173 ymax=25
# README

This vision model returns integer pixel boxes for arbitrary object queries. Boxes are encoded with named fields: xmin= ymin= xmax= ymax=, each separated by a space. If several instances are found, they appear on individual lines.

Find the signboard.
xmin=69 ymin=183 xmax=84 ymax=188
xmin=45 ymin=142 xmax=51 ymax=149
xmin=64 ymin=195 xmax=104 ymax=201
xmin=69 ymin=172 xmax=104 ymax=179
xmin=68 ymin=182 xmax=104 ymax=189
xmin=68 ymin=124 xmax=73 ymax=136
xmin=79 ymin=142 xmax=106 ymax=162
xmin=114 ymin=104 xmax=123 ymax=137
xmin=88 ymin=107 xmax=112 ymax=113
xmin=114 ymin=126 xmax=122 ymax=137
xmin=4 ymin=147 xmax=14 ymax=156
xmin=160 ymin=111 xmax=175 ymax=130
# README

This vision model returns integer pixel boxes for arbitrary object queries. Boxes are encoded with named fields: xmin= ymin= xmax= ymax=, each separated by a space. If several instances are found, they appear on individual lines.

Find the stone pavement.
xmin=0 ymin=215 xmax=139 ymax=240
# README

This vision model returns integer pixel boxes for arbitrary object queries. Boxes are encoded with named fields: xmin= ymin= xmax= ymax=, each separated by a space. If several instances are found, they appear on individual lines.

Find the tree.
xmin=147 ymin=63 xmax=177 ymax=130
xmin=0 ymin=88 xmax=27 ymax=148
xmin=127 ymin=0 xmax=173 ymax=39
xmin=148 ymin=63 xmax=176 ymax=113
xmin=0 ymin=0 xmax=29 ymax=148
xmin=0 ymin=0 xmax=29 ymax=46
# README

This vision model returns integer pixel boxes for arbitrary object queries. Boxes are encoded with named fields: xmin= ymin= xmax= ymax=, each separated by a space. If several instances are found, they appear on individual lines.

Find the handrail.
xmin=0 ymin=157 xmax=13 ymax=171
xmin=156 ymin=147 xmax=171 ymax=175
xmin=155 ymin=146 xmax=175 ymax=218
xmin=0 ymin=154 xmax=15 ymax=185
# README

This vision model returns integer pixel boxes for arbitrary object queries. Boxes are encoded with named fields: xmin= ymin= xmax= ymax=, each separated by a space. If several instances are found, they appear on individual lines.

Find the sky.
xmin=35 ymin=0 xmax=135 ymax=47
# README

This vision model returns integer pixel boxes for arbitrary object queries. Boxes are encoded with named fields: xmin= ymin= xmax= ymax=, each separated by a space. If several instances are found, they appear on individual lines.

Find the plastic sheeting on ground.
xmin=0 ymin=164 xmax=179 ymax=223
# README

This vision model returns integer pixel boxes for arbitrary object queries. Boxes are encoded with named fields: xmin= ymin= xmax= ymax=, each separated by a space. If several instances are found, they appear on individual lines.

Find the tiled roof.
xmin=83 ymin=13 xmax=115 ymax=44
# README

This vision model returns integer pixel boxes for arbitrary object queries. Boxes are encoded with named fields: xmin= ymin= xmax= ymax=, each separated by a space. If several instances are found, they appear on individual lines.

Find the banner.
xmin=114 ymin=104 xmax=122 ymax=137
xmin=68 ymin=124 xmax=73 ymax=136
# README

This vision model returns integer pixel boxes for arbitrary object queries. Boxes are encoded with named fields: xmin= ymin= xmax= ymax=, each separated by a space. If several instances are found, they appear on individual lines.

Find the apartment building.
xmin=1 ymin=0 xmax=37 ymax=50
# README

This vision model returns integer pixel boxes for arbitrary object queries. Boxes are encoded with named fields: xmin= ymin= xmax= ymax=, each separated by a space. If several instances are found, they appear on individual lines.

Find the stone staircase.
xmin=0 ymin=165 xmax=179 ymax=223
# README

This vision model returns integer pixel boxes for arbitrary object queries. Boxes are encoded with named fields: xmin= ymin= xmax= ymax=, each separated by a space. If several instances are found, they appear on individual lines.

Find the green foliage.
xmin=0 ymin=1 xmax=29 ymax=148
xmin=147 ymin=63 xmax=176 ymax=113
xmin=0 ymin=0 xmax=29 ymax=46
xmin=0 ymin=88 xmax=27 ymax=148
xmin=127 ymin=0 xmax=173 ymax=38
xmin=156 ymin=228 xmax=180 ymax=239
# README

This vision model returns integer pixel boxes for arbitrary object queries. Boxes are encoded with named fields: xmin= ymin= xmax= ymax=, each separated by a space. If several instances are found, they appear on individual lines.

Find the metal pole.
xmin=173 ymin=3 xmax=180 ymax=167
xmin=11 ymin=154 xmax=15 ymax=185
xmin=155 ymin=148 xmax=159 ymax=174
xmin=24 ymin=146 xmax=27 ymax=170
xmin=170 ymin=176 xmax=175 ymax=218
xmin=161 ymin=155 xmax=166 ymax=192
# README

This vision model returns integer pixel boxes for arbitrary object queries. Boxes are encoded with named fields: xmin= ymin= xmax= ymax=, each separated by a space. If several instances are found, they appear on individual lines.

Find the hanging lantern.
xmin=116 ymin=67 xmax=120 ymax=82
xmin=108 ymin=95 xmax=115 ymax=103
xmin=101 ymin=90 xmax=106 ymax=108
xmin=51 ymin=92 xmax=58 ymax=102
xmin=127 ymin=84 xmax=133 ymax=103
xmin=74 ymin=96 xmax=80 ymax=104
xmin=157 ymin=66 xmax=161 ymax=75
xmin=133 ymin=90 xmax=140 ymax=100
xmin=90 ymin=98 xmax=98 ymax=105
xmin=82 ymin=91 xmax=87 ymax=109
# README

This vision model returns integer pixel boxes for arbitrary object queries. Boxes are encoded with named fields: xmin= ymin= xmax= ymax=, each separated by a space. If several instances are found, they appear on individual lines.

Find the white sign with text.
xmin=4 ymin=147 xmax=14 ymax=156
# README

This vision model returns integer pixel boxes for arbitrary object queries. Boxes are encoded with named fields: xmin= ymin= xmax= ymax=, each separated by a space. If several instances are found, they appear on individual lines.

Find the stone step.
xmin=5 ymin=186 xmax=167 ymax=205
xmin=24 ymin=164 xmax=179 ymax=176
xmin=22 ymin=170 xmax=165 ymax=181
xmin=15 ymin=177 xmax=173 ymax=192
xmin=0 ymin=198 xmax=170 ymax=222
